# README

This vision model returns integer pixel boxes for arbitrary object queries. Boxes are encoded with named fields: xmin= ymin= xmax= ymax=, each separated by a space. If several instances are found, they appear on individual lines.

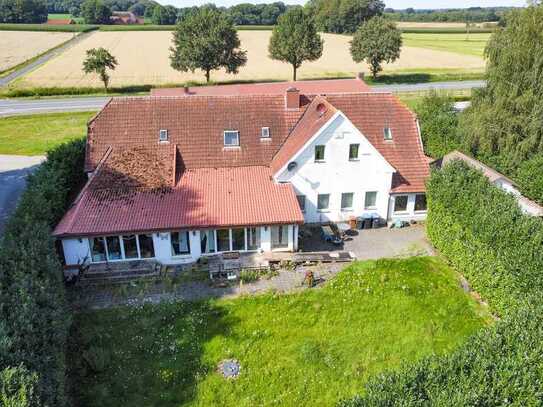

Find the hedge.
xmin=0 ymin=138 xmax=86 ymax=406
xmin=339 ymin=161 xmax=543 ymax=406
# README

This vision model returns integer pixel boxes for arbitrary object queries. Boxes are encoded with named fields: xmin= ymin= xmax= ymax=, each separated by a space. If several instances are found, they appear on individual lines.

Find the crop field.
xmin=16 ymin=30 xmax=486 ymax=88
xmin=403 ymin=33 xmax=491 ymax=57
xmin=0 ymin=30 xmax=74 ymax=73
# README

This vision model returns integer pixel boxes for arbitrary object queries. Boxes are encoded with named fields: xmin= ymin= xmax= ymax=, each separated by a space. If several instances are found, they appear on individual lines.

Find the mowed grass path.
xmin=69 ymin=257 xmax=491 ymax=407
xmin=0 ymin=111 xmax=95 ymax=155
xmin=403 ymin=33 xmax=491 ymax=57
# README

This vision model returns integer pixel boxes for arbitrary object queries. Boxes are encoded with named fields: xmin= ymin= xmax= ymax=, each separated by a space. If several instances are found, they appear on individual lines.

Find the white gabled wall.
xmin=62 ymin=238 xmax=91 ymax=266
xmin=276 ymin=114 xmax=395 ymax=224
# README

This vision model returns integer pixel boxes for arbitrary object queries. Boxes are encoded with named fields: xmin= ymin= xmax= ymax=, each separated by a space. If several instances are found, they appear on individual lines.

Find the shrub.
xmin=239 ymin=269 xmax=260 ymax=283
xmin=0 ymin=139 xmax=86 ymax=406
xmin=515 ymin=154 xmax=543 ymax=205
xmin=338 ymin=161 xmax=543 ymax=406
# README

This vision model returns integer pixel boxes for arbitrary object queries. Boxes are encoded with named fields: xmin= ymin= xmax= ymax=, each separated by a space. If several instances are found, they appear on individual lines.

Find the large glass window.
xmin=247 ymin=227 xmax=261 ymax=250
xmin=415 ymin=194 xmax=427 ymax=212
xmin=217 ymin=229 xmax=230 ymax=252
xmin=122 ymin=235 xmax=139 ymax=259
xmin=138 ymin=234 xmax=155 ymax=258
xmin=171 ymin=231 xmax=191 ymax=256
xmin=341 ymin=193 xmax=354 ymax=210
xmin=394 ymin=195 xmax=409 ymax=213
xmin=349 ymin=144 xmax=359 ymax=160
xmin=89 ymin=237 xmax=106 ymax=262
xmin=317 ymin=194 xmax=330 ymax=211
xmin=314 ymin=145 xmax=325 ymax=161
xmin=272 ymin=225 xmax=288 ymax=249
xmin=106 ymin=236 xmax=122 ymax=261
xmin=232 ymin=228 xmax=245 ymax=251
xmin=364 ymin=191 xmax=377 ymax=209
xmin=200 ymin=230 xmax=216 ymax=254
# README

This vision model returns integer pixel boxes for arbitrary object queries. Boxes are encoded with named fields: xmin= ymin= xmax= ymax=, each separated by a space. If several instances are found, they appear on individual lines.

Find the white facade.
xmin=388 ymin=193 xmax=428 ymax=222
xmin=61 ymin=225 xmax=297 ymax=266
xmin=275 ymin=112 xmax=396 ymax=224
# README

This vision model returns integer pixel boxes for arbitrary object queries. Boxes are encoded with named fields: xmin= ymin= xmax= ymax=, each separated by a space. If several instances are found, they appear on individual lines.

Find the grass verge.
xmin=0 ymin=23 xmax=97 ymax=32
xmin=68 ymin=257 xmax=491 ymax=407
xmin=0 ymin=111 xmax=95 ymax=155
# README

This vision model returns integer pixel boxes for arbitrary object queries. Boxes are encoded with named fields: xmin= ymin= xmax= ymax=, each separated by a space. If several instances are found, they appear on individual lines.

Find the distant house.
xmin=437 ymin=151 xmax=543 ymax=217
xmin=110 ymin=11 xmax=144 ymax=25
xmin=54 ymin=78 xmax=431 ymax=267
xmin=47 ymin=18 xmax=75 ymax=25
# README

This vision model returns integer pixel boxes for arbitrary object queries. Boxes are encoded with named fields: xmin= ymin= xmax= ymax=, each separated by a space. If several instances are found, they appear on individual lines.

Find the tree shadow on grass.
xmin=370 ymin=73 xmax=433 ymax=85
xmin=67 ymin=300 xmax=237 ymax=407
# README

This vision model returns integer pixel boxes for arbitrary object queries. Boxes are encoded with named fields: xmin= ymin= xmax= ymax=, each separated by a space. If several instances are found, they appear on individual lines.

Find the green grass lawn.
xmin=403 ymin=33 xmax=491 ymax=57
xmin=0 ymin=111 xmax=95 ymax=155
xmin=68 ymin=257 xmax=491 ymax=407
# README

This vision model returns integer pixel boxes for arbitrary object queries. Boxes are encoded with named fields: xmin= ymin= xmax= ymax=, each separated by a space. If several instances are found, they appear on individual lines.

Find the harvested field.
xmin=18 ymin=30 xmax=485 ymax=88
xmin=0 ymin=31 xmax=73 ymax=72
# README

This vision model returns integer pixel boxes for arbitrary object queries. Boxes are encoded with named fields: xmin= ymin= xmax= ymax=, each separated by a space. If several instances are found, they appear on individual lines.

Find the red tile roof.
xmin=54 ymin=165 xmax=303 ymax=237
xmin=56 ymin=80 xmax=429 ymax=237
xmin=150 ymin=78 xmax=371 ymax=97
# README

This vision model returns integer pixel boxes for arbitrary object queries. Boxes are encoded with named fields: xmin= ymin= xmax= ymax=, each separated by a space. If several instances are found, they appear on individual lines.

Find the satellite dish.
xmin=287 ymin=161 xmax=298 ymax=172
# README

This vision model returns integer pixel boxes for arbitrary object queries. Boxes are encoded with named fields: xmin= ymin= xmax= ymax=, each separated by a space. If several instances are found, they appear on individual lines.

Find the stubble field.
xmin=0 ymin=31 xmax=74 ymax=73
xmin=16 ymin=30 xmax=486 ymax=88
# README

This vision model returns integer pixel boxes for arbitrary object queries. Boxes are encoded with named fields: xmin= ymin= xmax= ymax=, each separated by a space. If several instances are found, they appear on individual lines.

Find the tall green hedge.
xmin=339 ymin=161 xmax=543 ymax=406
xmin=0 ymin=138 xmax=86 ymax=406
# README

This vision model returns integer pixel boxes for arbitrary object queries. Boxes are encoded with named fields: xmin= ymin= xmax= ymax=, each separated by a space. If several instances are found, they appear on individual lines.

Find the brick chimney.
xmin=285 ymin=87 xmax=300 ymax=109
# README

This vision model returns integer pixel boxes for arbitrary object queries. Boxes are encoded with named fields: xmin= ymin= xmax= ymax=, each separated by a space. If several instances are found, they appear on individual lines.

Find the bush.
xmin=338 ymin=161 xmax=543 ymax=406
xmin=415 ymin=90 xmax=461 ymax=159
xmin=0 ymin=139 xmax=86 ymax=406
xmin=515 ymin=154 xmax=543 ymax=205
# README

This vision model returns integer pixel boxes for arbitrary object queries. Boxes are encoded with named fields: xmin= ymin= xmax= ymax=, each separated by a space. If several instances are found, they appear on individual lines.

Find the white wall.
xmin=388 ymin=194 xmax=427 ymax=223
xmin=62 ymin=238 xmax=91 ymax=266
xmin=276 ymin=114 xmax=394 ymax=224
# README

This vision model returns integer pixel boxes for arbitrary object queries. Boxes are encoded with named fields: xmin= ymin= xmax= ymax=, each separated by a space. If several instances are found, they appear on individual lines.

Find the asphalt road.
xmin=0 ymin=155 xmax=45 ymax=236
xmin=0 ymin=80 xmax=485 ymax=116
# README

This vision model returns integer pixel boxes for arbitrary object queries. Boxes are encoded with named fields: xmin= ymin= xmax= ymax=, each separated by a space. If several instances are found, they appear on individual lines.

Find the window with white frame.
xmin=394 ymin=195 xmax=409 ymax=213
xmin=297 ymin=195 xmax=306 ymax=212
xmin=217 ymin=229 xmax=230 ymax=252
xmin=224 ymin=130 xmax=240 ymax=147
xmin=349 ymin=144 xmax=359 ymax=160
xmin=415 ymin=194 xmax=427 ymax=212
xmin=231 ymin=228 xmax=246 ymax=251
xmin=122 ymin=235 xmax=139 ymax=259
xmin=341 ymin=193 xmax=354 ymax=211
xmin=138 ymin=234 xmax=155 ymax=258
xmin=317 ymin=194 xmax=330 ymax=211
xmin=271 ymin=225 xmax=288 ymax=249
xmin=159 ymin=129 xmax=168 ymax=142
xmin=89 ymin=237 xmax=107 ymax=262
xmin=89 ymin=233 xmax=155 ymax=262
xmin=384 ymin=127 xmax=393 ymax=141
xmin=261 ymin=127 xmax=270 ymax=138
xmin=247 ymin=227 xmax=261 ymax=250
xmin=314 ymin=145 xmax=325 ymax=162
xmin=106 ymin=236 xmax=122 ymax=260
xmin=200 ymin=230 xmax=216 ymax=254
xmin=364 ymin=191 xmax=377 ymax=209
xmin=171 ymin=231 xmax=191 ymax=256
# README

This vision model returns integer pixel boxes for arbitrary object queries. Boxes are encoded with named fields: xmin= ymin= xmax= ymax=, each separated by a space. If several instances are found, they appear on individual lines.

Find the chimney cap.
xmin=286 ymin=86 xmax=299 ymax=92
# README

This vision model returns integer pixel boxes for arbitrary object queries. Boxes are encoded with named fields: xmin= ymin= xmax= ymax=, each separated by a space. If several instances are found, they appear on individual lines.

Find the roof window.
xmin=224 ymin=130 xmax=240 ymax=147
xmin=261 ymin=127 xmax=270 ymax=138
xmin=384 ymin=127 xmax=393 ymax=141
xmin=159 ymin=129 xmax=168 ymax=142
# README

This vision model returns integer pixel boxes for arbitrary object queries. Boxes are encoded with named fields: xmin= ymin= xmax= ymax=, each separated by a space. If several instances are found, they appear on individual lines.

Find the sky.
xmin=161 ymin=0 xmax=526 ymax=8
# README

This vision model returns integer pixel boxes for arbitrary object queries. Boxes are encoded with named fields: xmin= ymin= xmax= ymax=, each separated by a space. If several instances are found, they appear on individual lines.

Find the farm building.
xmin=54 ymin=78 xmax=430 ymax=266
xmin=110 ymin=11 xmax=143 ymax=25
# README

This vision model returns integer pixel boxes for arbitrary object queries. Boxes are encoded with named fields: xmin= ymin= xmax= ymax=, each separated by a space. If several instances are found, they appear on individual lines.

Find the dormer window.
xmin=224 ymin=130 xmax=240 ymax=147
xmin=261 ymin=127 xmax=270 ymax=138
xmin=384 ymin=127 xmax=393 ymax=141
xmin=159 ymin=129 xmax=168 ymax=142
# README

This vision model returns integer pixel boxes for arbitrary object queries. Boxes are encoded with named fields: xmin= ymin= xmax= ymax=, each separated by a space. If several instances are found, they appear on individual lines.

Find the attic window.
xmin=384 ymin=127 xmax=393 ymax=141
xmin=261 ymin=127 xmax=270 ymax=138
xmin=224 ymin=130 xmax=240 ymax=147
xmin=159 ymin=129 xmax=168 ymax=142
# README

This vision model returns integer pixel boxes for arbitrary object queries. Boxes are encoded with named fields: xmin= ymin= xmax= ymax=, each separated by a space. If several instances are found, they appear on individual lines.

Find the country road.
xmin=0 ymin=80 xmax=485 ymax=116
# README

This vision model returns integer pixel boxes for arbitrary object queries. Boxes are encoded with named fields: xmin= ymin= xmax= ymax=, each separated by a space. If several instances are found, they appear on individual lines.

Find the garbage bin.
xmin=356 ymin=217 xmax=364 ymax=230
xmin=363 ymin=217 xmax=373 ymax=229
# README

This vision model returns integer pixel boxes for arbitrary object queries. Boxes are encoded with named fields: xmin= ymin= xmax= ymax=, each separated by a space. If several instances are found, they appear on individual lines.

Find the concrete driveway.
xmin=0 ymin=155 xmax=45 ymax=236
xmin=300 ymin=224 xmax=433 ymax=260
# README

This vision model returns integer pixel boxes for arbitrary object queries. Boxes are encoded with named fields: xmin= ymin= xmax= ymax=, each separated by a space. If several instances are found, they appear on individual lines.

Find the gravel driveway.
xmin=0 ymin=155 xmax=45 ymax=235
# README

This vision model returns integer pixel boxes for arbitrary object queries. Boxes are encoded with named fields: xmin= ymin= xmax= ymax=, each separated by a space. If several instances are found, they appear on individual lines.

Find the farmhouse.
xmin=110 ymin=11 xmax=144 ymax=25
xmin=54 ymin=79 xmax=430 ymax=266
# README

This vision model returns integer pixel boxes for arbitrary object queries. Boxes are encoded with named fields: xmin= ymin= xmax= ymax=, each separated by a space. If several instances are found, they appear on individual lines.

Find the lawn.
xmin=403 ymin=33 xmax=491 ymax=57
xmin=0 ymin=111 xmax=95 ymax=155
xmin=68 ymin=257 xmax=491 ymax=407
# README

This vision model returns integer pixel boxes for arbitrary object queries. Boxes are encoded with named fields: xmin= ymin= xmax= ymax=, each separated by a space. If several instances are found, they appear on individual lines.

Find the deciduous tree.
xmin=170 ymin=7 xmax=247 ymax=83
xmin=268 ymin=7 xmax=323 ymax=81
xmin=82 ymin=48 xmax=118 ymax=92
xmin=350 ymin=16 xmax=402 ymax=78
xmin=81 ymin=0 xmax=111 ymax=24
